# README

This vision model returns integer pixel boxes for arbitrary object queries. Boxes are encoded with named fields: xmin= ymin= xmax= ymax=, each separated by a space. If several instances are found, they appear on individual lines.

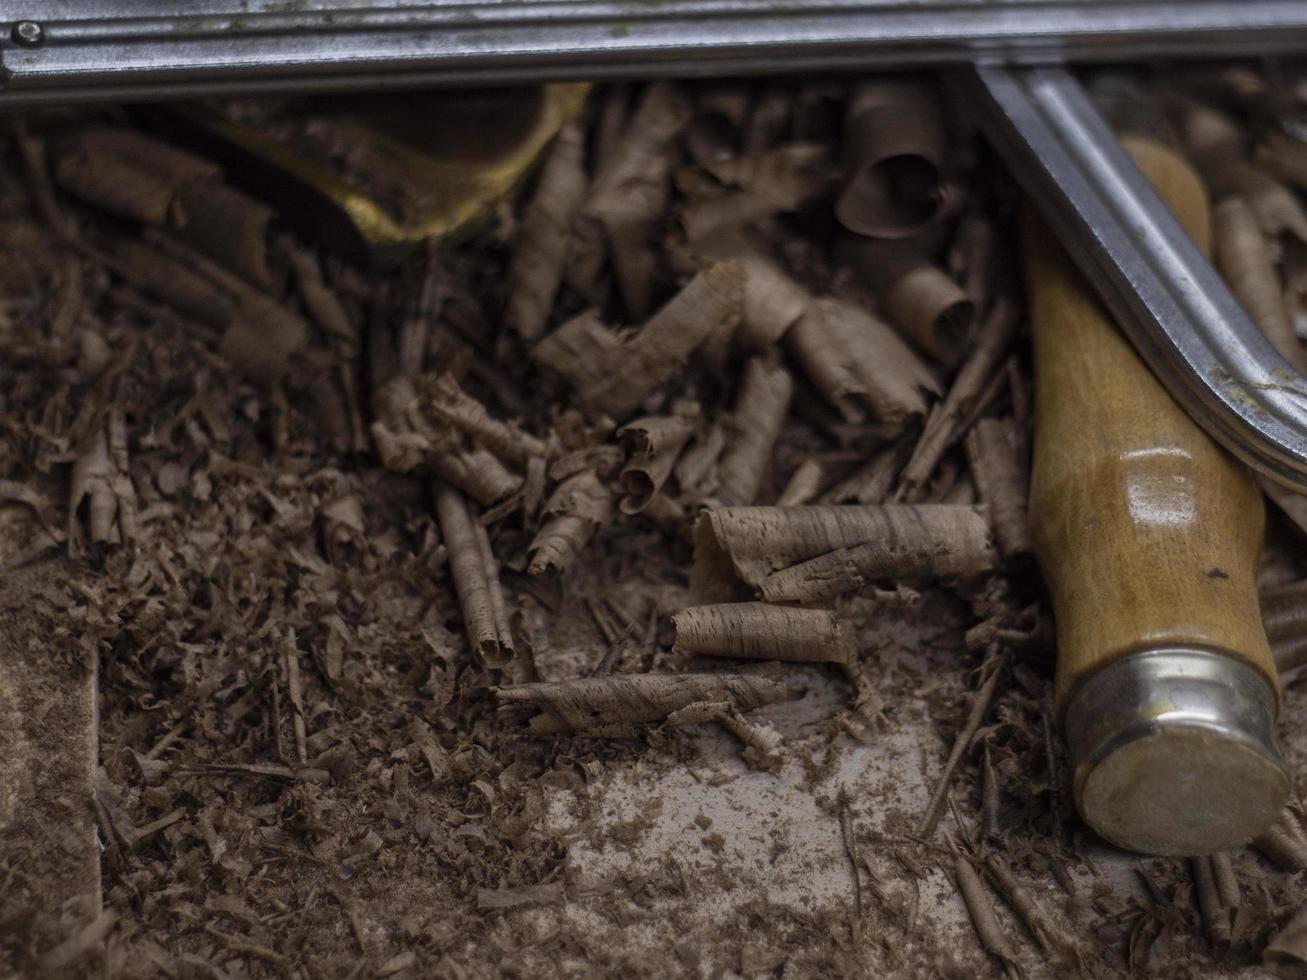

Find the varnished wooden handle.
xmin=1024 ymin=137 xmax=1277 ymax=710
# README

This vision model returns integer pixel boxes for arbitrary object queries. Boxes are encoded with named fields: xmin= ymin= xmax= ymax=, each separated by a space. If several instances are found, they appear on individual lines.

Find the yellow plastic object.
xmin=167 ymin=84 xmax=589 ymax=260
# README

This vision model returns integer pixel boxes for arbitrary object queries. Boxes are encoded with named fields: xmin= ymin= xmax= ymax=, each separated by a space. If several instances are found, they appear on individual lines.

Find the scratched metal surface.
xmin=4 ymin=1 xmax=1307 ymax=104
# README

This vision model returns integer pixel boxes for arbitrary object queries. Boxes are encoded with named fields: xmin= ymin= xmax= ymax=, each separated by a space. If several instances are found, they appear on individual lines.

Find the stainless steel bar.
xmin=960 ymin=65 xmax=1307 ymax=492
xmin=5 ymin=1 xmax=1307 ymax=105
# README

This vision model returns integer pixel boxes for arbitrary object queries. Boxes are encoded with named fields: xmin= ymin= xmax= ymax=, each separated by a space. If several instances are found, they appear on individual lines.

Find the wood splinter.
xmin=920 ymin=651 xmax=1007 ymax=838
xmin=673 ymin=602 xmax=855 ymax=666
xmin=664 ymin=699 xmax=784 ymax=771
xmin=897 ymin=297 xmax=1018 ymax=502
xmin=691 ymin=504 xmax=994 ymax=604
xmin=964 ymin=417 xmax=1032 ymax=560
xmin=495 ymin=671 xmax=791 ymax=736
xmin=434 ymin=483 xmax=515 ymax=668
xmin=984 ymin=855 xmax=1083 ymax=970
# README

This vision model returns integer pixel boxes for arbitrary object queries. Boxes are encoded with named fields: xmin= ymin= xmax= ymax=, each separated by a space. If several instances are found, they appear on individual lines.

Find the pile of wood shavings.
xmin=2 ymin=63 xmax=1307 ymax=978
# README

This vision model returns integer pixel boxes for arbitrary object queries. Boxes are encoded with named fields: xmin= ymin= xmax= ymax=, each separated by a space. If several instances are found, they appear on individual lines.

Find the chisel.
xmin=1023 ymin=137 xmax=1289 ymax=856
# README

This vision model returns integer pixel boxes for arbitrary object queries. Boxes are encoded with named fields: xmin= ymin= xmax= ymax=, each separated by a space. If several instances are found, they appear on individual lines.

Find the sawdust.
xmin=3 ymin=67 xmax=1307 ymax=980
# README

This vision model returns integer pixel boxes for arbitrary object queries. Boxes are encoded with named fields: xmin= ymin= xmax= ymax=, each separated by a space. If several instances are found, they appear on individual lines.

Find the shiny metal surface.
xmin=1063 ymin=648 xmax=1287 ymax=855
xmin=963 ymin=65 xmax=1307 ymax=493
xmin=4 ymin=1 xmax=1307 ymax=105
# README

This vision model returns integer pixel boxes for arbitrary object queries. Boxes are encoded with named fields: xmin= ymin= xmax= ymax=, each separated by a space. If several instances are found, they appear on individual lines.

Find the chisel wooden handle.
xmin=1023 ymin=137 xmax=1288 ymax=856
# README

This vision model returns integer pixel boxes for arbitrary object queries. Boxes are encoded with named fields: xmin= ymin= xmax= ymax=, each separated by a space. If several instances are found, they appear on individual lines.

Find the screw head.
xmin=12 ymin=21 xmax=43 ymax=46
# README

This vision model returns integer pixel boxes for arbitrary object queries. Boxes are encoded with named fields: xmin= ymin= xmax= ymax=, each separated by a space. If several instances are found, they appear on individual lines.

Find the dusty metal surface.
xmin=4 ymin=1 xmax=1307 ymax=104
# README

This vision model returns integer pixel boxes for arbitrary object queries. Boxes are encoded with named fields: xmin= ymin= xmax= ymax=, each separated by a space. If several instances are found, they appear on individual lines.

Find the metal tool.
xmin=1023 ymin=138 xmax=1289 ymax=856
xmin=961 ymin=65 xmax=1307 ymax=494
xmin=4 ymin=2 xmax=1307 ymax=106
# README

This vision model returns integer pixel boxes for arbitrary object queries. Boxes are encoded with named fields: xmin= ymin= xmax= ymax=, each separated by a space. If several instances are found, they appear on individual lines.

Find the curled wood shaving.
xmin=954 ymin=856 xmax=1023 ymax=979
xmin=836 ymin=77 xmax=951 ymax=240
xmin=372 ymin=375 xmax=536 ymax=506
xmin=1264 ymin=905 xmax=1307 ymax=978
xmin=964 ymin=417 xmax=1032 ymax=560
xmin=495 ymin=671 xmax=791 ymax=735
xmin=820 ymin=442 xmax=909 ymax=505
xmin=672 ymin=602 xmax=855 ymax=665
xmin=845 ymin=239 xmax=974 ymax=366
xmin=54 ymin=127 xmax=219 ymax=226
xmin=617 ymin=405 xmax=696 ymax=514
xmin=144 ymin=231 xmax=308 ymax=384
xmin=985 ymin=855 xmax=1081 ymax=968
xmin=683 ymin=84 xmax=750 ymax=167
xmin=1253 ymin=804 xmax=1307 ymax=870
xmin=1231 ymin=164 xmax=1307 ymax=243
xmin=1256 ymin=131 xmax=1307 ymax=193
xmin=172 ymin=179 xmax=275 ymax=288
xmin=534 ymin=262 xmax=744 ymax=417
xmin=665 ymin=699 xmax=784 ymax=771
xmin=57 ymin=126 xmax=274 ymax=286
xmin=285 ymin=244 xmax=357 ymax=346
xmin=419 ymin=372 xmax=547 ymax=467
xmin=776 ymin=458 xmax=823 ymax=507
xmin=716 ymin=357 xmax=793 ymax=506
xmin=786 ymin=297 xmax=939 ymax=427
xmin=587 ymin=81 xmax=691 ymax=317
xmin=681 ymin=143 xmax=833 ymax=242
xmin=432 ymin=447 xmax=523 ymax=509
xmin=734 ymin=251 xmax=811 ymax=350
xmin=435 ymin=483 xmax=514 ymax=668
xmin=508 ymin=123 xmax=588 ymax=341
xmin=527 ymin=470 xmax=614 ymax=576
xmin=1191 ymin=854 xmax=1236 ymax=946
xmin=68 ymin=408 xmax=138 ymax=553
xmin=1214 ymin=196 xmax=1306 ymax=371
xmin=692 ymin=504 xmax=993 ymax=604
